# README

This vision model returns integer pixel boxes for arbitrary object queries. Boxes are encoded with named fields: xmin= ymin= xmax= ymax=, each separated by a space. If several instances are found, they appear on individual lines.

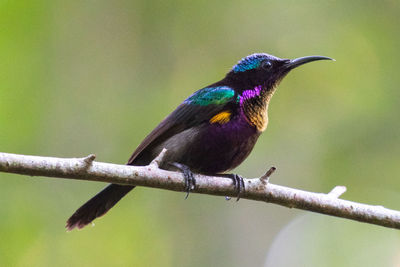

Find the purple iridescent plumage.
xmin=240 ymin=85 xmax=263 ymax=106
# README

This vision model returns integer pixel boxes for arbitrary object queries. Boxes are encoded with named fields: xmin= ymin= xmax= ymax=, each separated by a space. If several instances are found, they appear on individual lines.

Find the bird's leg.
xmin=170 ymin=162 xmax=196 ymax=199
xmin=220 ymin=173 xmax=245 ymax=201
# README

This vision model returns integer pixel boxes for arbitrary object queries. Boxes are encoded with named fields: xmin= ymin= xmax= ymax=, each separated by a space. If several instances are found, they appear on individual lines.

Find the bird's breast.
xmin=158 ymin=113 xmax=260 ymax=174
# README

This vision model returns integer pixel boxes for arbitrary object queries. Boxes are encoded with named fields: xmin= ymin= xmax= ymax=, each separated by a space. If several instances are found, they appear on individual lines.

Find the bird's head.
xmin=226 ymin=53 xmax=333 ymax=92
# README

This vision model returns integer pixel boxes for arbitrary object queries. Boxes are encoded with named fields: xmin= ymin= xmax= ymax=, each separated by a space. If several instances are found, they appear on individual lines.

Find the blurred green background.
xmin=1 ymin=0 xmax=400 ymax=266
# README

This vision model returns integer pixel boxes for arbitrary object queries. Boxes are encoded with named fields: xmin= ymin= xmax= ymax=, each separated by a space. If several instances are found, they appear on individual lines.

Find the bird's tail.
xmin=66 ymin=184 xmax=135 ymax=231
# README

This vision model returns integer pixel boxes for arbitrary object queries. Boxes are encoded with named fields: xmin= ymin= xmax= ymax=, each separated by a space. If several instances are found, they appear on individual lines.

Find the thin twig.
xmin=0 ymin=151 xmax=399 ymax=230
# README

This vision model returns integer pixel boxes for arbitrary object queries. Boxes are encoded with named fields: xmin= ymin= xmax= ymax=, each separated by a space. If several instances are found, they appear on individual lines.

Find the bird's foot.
xmin=223 ymin=174 xmax=245 ymax=201
xmin=170 ymin=162 xmax=196 ymax=199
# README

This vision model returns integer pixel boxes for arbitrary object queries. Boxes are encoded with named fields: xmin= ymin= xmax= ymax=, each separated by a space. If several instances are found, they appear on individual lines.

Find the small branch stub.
xmin=149 ymin=148 xmax=167 ymax=168
xmin=260 ymin=166 xmax=276 ymax=184
xmin=83 ymin=154 xmax=96 ymax=165
xmin=328 ymin=185 xmax=347 ymax=198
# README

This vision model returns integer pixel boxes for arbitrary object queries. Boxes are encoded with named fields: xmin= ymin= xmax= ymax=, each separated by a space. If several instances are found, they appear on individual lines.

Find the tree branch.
xmin=0 ymin=151 xmax=399 ymax=230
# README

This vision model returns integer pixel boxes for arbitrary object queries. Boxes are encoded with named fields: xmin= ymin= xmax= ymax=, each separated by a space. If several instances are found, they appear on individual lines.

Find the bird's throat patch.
xmin=240 ymin=85 xmax=275 ymax=132
xmin=209 ymin=111 xmax=232 ymax=124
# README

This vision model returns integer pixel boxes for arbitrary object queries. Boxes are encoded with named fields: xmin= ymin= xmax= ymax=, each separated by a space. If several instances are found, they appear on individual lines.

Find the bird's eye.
xmin=262 ymin=61 xmax=272 ymax=70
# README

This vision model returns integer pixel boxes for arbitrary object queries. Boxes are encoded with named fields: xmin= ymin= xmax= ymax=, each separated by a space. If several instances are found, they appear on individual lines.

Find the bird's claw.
xmin=170 ymin=162 xmax=196 ymax=199
xmin=227 ymin=174 xmax=245 ymax=201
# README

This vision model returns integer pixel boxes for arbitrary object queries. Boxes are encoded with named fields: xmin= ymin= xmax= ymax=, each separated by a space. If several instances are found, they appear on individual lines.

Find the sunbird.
xmin=66 ymin=53 xmax=333 ymax=230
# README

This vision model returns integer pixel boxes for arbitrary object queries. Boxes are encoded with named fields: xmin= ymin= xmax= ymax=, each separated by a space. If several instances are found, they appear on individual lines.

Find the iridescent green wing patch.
xmin=184 ymin=86 xmax=237 ymax=106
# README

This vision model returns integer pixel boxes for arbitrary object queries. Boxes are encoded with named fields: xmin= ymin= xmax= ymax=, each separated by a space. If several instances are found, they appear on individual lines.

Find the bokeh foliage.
xmin=1 ymin=0 xmax=400 ymax=266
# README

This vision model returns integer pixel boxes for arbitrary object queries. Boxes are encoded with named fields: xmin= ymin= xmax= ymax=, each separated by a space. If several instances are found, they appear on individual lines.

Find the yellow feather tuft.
xmin=209 ymin=111 xmax=232 ymax=124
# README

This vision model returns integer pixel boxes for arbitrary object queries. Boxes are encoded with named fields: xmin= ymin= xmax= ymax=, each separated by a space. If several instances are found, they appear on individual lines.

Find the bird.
xmin=66 ymin=52 xmax=333 ymax=230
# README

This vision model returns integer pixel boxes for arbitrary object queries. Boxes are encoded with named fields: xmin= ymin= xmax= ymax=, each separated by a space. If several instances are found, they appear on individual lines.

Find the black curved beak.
xmin=285 ymin=55 xmax=334 ymax=70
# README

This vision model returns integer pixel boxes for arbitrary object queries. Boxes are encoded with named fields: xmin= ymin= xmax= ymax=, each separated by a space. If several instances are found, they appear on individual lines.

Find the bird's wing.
xmin=127 ymin=86 xmax=238 ymax=165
